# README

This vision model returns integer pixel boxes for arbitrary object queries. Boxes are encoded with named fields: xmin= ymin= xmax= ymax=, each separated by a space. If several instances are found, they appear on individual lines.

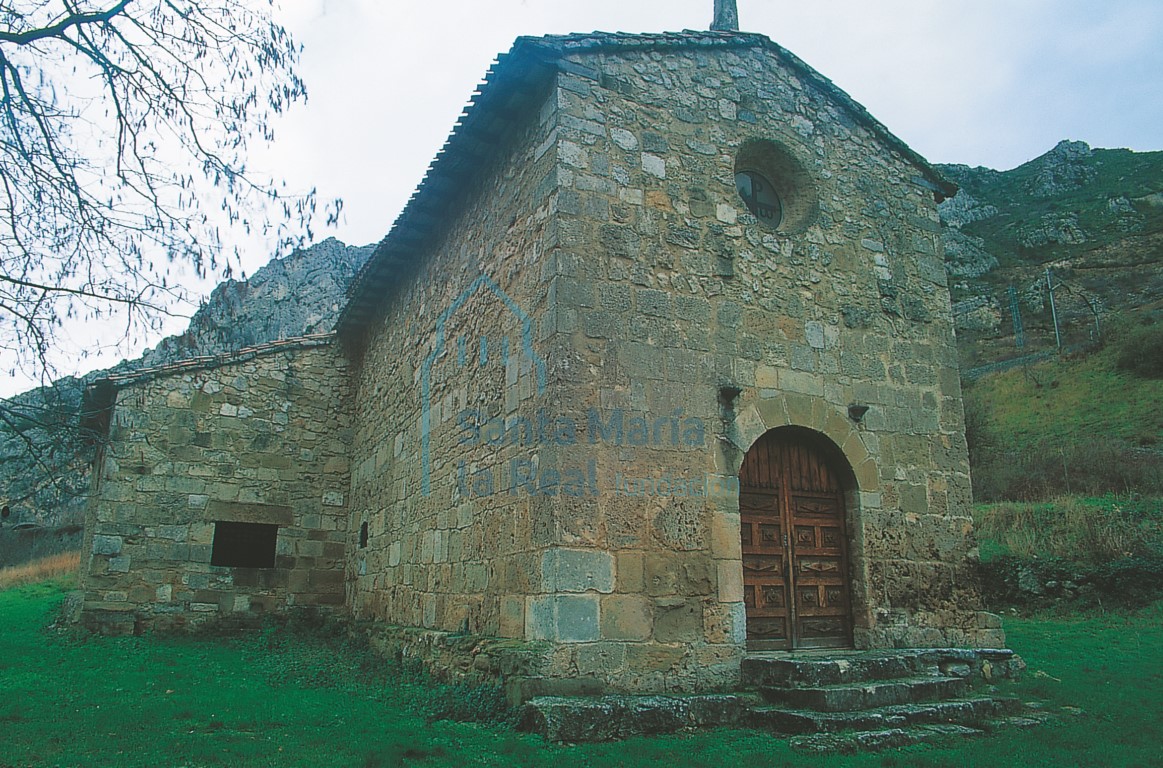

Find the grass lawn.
xmin=1 ymin=579 xmax=1161 ymax=767
xmin=965 ymin=345 xmax=1163 ymax=453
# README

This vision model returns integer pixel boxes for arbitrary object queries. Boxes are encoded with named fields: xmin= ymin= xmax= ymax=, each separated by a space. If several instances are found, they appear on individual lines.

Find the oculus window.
xmin=733 ymin=139 xmax=818 ymax=233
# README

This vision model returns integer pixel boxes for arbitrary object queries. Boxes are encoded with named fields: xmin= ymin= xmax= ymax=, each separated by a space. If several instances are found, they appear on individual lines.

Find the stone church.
xmin=79 ymin=10 xmax=1005 ymax=699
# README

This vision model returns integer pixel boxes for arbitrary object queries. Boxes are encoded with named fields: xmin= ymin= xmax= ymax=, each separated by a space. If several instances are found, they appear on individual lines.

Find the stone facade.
xmin=80 ymin=338 xmax=351 ymax=633
xmin=81 ymin=31 xmax=1002 ymax=695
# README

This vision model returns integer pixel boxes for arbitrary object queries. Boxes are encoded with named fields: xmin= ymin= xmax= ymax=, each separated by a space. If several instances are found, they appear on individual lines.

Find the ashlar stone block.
xmin=600 ymin=594 xmax=652 ymax=640
xmin=576 ymin=642 xmax=627 ymax=676
xmin=92 ymin=535 xmax=123 ymax=556
xmin=716 ymin=561 xmax=743 ymax=603
xmin=653 ymin=598 xmax=703 ymax=643
xmin=541 ymin=547 xmax=615 ymax=593
xmin=527 ymin=594 xmax=600 ymax=642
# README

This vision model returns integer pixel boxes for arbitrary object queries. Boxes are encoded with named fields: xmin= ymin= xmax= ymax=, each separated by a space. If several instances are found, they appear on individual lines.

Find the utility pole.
xmin=1008 ymin=286 xmax=1025 ymax=349
xmin=1046 ymin=267 xmax=1062 ymax=352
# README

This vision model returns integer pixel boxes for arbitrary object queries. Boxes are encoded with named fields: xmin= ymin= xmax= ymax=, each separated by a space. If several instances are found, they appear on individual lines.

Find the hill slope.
xmin=938 ymin=141 xmax=1163 ymax=368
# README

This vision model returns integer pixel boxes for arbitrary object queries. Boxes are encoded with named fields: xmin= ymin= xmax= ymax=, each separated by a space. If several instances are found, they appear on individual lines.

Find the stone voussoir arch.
xmin=729 ymin=393 xmax=879 ymax=493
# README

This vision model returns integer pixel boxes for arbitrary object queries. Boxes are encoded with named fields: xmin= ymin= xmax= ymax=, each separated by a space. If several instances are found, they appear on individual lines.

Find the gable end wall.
xmin=79 ymin=343 xmax=352 ymax=633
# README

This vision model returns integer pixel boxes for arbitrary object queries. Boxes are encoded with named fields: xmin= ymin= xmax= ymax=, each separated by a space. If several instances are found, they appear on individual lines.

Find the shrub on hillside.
xmin=962 ymin=390 xmax=994 ymax=475
xmin=974 ymin=496 xmax=1162 ymax=561
xmin=979 ymin=552 xmax=1163 ymax=610
xmin=975 ymin=496 xmax=1163 ymax=610
xmin=1114 ymin=320 xmax=1163 ymax=378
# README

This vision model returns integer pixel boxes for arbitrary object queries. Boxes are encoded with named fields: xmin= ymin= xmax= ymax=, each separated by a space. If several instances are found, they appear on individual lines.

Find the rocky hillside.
xmin=0 ymin=238 xmax=372 ymax=533
xmin=122 ymin=237 xmax=373 ymax=371
xmin=938 ymin=141 xmax=1163 ymax=368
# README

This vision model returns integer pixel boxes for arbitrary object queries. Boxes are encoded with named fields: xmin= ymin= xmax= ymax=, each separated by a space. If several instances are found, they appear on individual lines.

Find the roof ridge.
xmin=97 ymin=332 xmax=336 ymax=389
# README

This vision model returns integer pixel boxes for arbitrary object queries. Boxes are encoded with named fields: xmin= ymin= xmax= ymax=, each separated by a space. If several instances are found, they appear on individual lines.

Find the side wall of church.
xmin=79 ymin=343 xmax=351 ymax=634
xmin=345 ymin=81 xmax=566 ymax=639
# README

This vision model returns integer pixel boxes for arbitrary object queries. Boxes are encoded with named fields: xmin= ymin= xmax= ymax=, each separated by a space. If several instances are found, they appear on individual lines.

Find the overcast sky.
xmin=263 ymin=0 xmax=1163 ymax=249
xmin=5 ymin=0 xmax=1162 ymax=395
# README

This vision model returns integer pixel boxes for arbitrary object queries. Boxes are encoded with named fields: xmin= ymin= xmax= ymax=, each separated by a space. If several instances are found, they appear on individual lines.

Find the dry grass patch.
xmin=0 ymin=550 xmax=79 ymax=590
xmin=974 ymin=496 xmax=1162 ymax=562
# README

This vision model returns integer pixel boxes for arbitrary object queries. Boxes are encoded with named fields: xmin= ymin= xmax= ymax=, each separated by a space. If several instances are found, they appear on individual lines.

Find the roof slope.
xmin=336 ymin=30 xmax=957 ymax=336
xmin=80 ymin=333 xmax=336 ymax=441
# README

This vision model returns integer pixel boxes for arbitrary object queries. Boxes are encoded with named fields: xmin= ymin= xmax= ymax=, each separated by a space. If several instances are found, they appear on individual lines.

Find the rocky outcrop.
xmin=937 ymin=142 xmax=1163 ymax=341
xmin=942 ymin=230 xmax=999 ymax=279
xmin=1026 ymin=140 xmax=1096 ymax=198
xmin=951 ymin=296 xmax=1002 ymax=333
xmin=1017 ymin=213 xmax=1088 ymax=247
xmin=0 ymin=238 xmax=371 ymax=533
xmin=134 ymin=237 xmax=372 ymax=369
xmin=938 ymin=190 xmax=1000 ymax=230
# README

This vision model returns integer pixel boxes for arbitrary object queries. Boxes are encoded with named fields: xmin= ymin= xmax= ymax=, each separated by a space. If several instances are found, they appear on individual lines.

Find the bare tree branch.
xmin=0 ymin=1 xmax=129 ymax=46
xmin=0 ymin=1 xmax=337 ymax=520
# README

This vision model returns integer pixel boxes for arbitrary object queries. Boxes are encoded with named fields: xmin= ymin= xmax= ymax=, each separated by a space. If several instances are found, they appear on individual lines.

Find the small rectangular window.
xmin=211 ymin=521 xmax=278 ymax=568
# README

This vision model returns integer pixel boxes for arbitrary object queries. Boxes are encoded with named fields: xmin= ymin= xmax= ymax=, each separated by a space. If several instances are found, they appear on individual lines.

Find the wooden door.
xmin=739 ymin=430 xmax=852 ymax=650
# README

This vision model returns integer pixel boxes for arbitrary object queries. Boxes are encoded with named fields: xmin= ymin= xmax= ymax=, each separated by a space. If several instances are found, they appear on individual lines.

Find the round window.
xmin=735 ymin=170 xmax=782 ymax=227
xmin=733 ymin=139 xmax=818 ymax=233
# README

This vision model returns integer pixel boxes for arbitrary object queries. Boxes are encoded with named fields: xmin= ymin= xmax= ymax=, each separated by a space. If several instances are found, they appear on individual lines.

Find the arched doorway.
xmin=739 ymin=427 xmax=854 ymax=650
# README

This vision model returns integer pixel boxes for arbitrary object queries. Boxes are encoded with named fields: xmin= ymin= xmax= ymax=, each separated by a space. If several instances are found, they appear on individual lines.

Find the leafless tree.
xmin=0 ymin=2 xmax=337 ymax=525
xmin=0 ymin=0 xmax=338 ymax=380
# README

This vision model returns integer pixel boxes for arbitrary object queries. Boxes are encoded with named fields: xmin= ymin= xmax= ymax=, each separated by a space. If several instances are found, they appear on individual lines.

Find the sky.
xmin=264 ymin=0 xmax=1163 ymax=249
xmin=4 ymin=0 xmax=1163 ymax=395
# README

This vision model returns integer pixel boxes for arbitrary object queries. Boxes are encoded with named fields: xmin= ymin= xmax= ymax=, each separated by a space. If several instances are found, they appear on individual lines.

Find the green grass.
xmin=974 ymin=496 xmax=1163 ymax=562
xmin=964 ymin=333 xmax=1163 ymax=500
xmin=3 ymin=581 xmax=1163 ymax=767
xmin=965 ymin=344 xmax=1163 ymax=454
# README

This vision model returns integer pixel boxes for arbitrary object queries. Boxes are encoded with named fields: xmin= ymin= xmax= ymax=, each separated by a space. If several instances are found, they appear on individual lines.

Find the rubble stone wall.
xmin=79 ymin=342 xmax=351 ymax=634
xmin=345 ymin=78 xmax=564 ymax=642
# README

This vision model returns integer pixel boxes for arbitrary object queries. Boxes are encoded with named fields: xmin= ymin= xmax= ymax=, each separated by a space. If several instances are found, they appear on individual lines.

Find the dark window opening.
xmin=735 ymin=170 xmax=782 ymax=227
xmin=359 ymin=521 xmax=369 ymax=549
xmin=211 ymin=521 xmax=278 ymax=568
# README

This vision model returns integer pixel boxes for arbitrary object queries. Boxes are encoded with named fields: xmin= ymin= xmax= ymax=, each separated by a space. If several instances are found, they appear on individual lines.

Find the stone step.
xmin=742 ymin=648 xmax=1020 ymax=688
xmin=517 ymin=693 xmax=756 ymax=742
xmin=790 ymin=723 xmax=987 ymax=754
xmin=759 ymin=675 xmax=971 ymax=711
xmin=748 ymin=695 xmax=1023 ymax=734
xmin=518 ymin=692 xmax=1041 ymax=743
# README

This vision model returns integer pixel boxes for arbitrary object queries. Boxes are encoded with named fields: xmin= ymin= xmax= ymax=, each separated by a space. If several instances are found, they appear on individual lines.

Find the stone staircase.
xmin=743 ymin=648 xmax=1035 ymax=752
xmin=519 ymin=648 xmax=1046 ymax=749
